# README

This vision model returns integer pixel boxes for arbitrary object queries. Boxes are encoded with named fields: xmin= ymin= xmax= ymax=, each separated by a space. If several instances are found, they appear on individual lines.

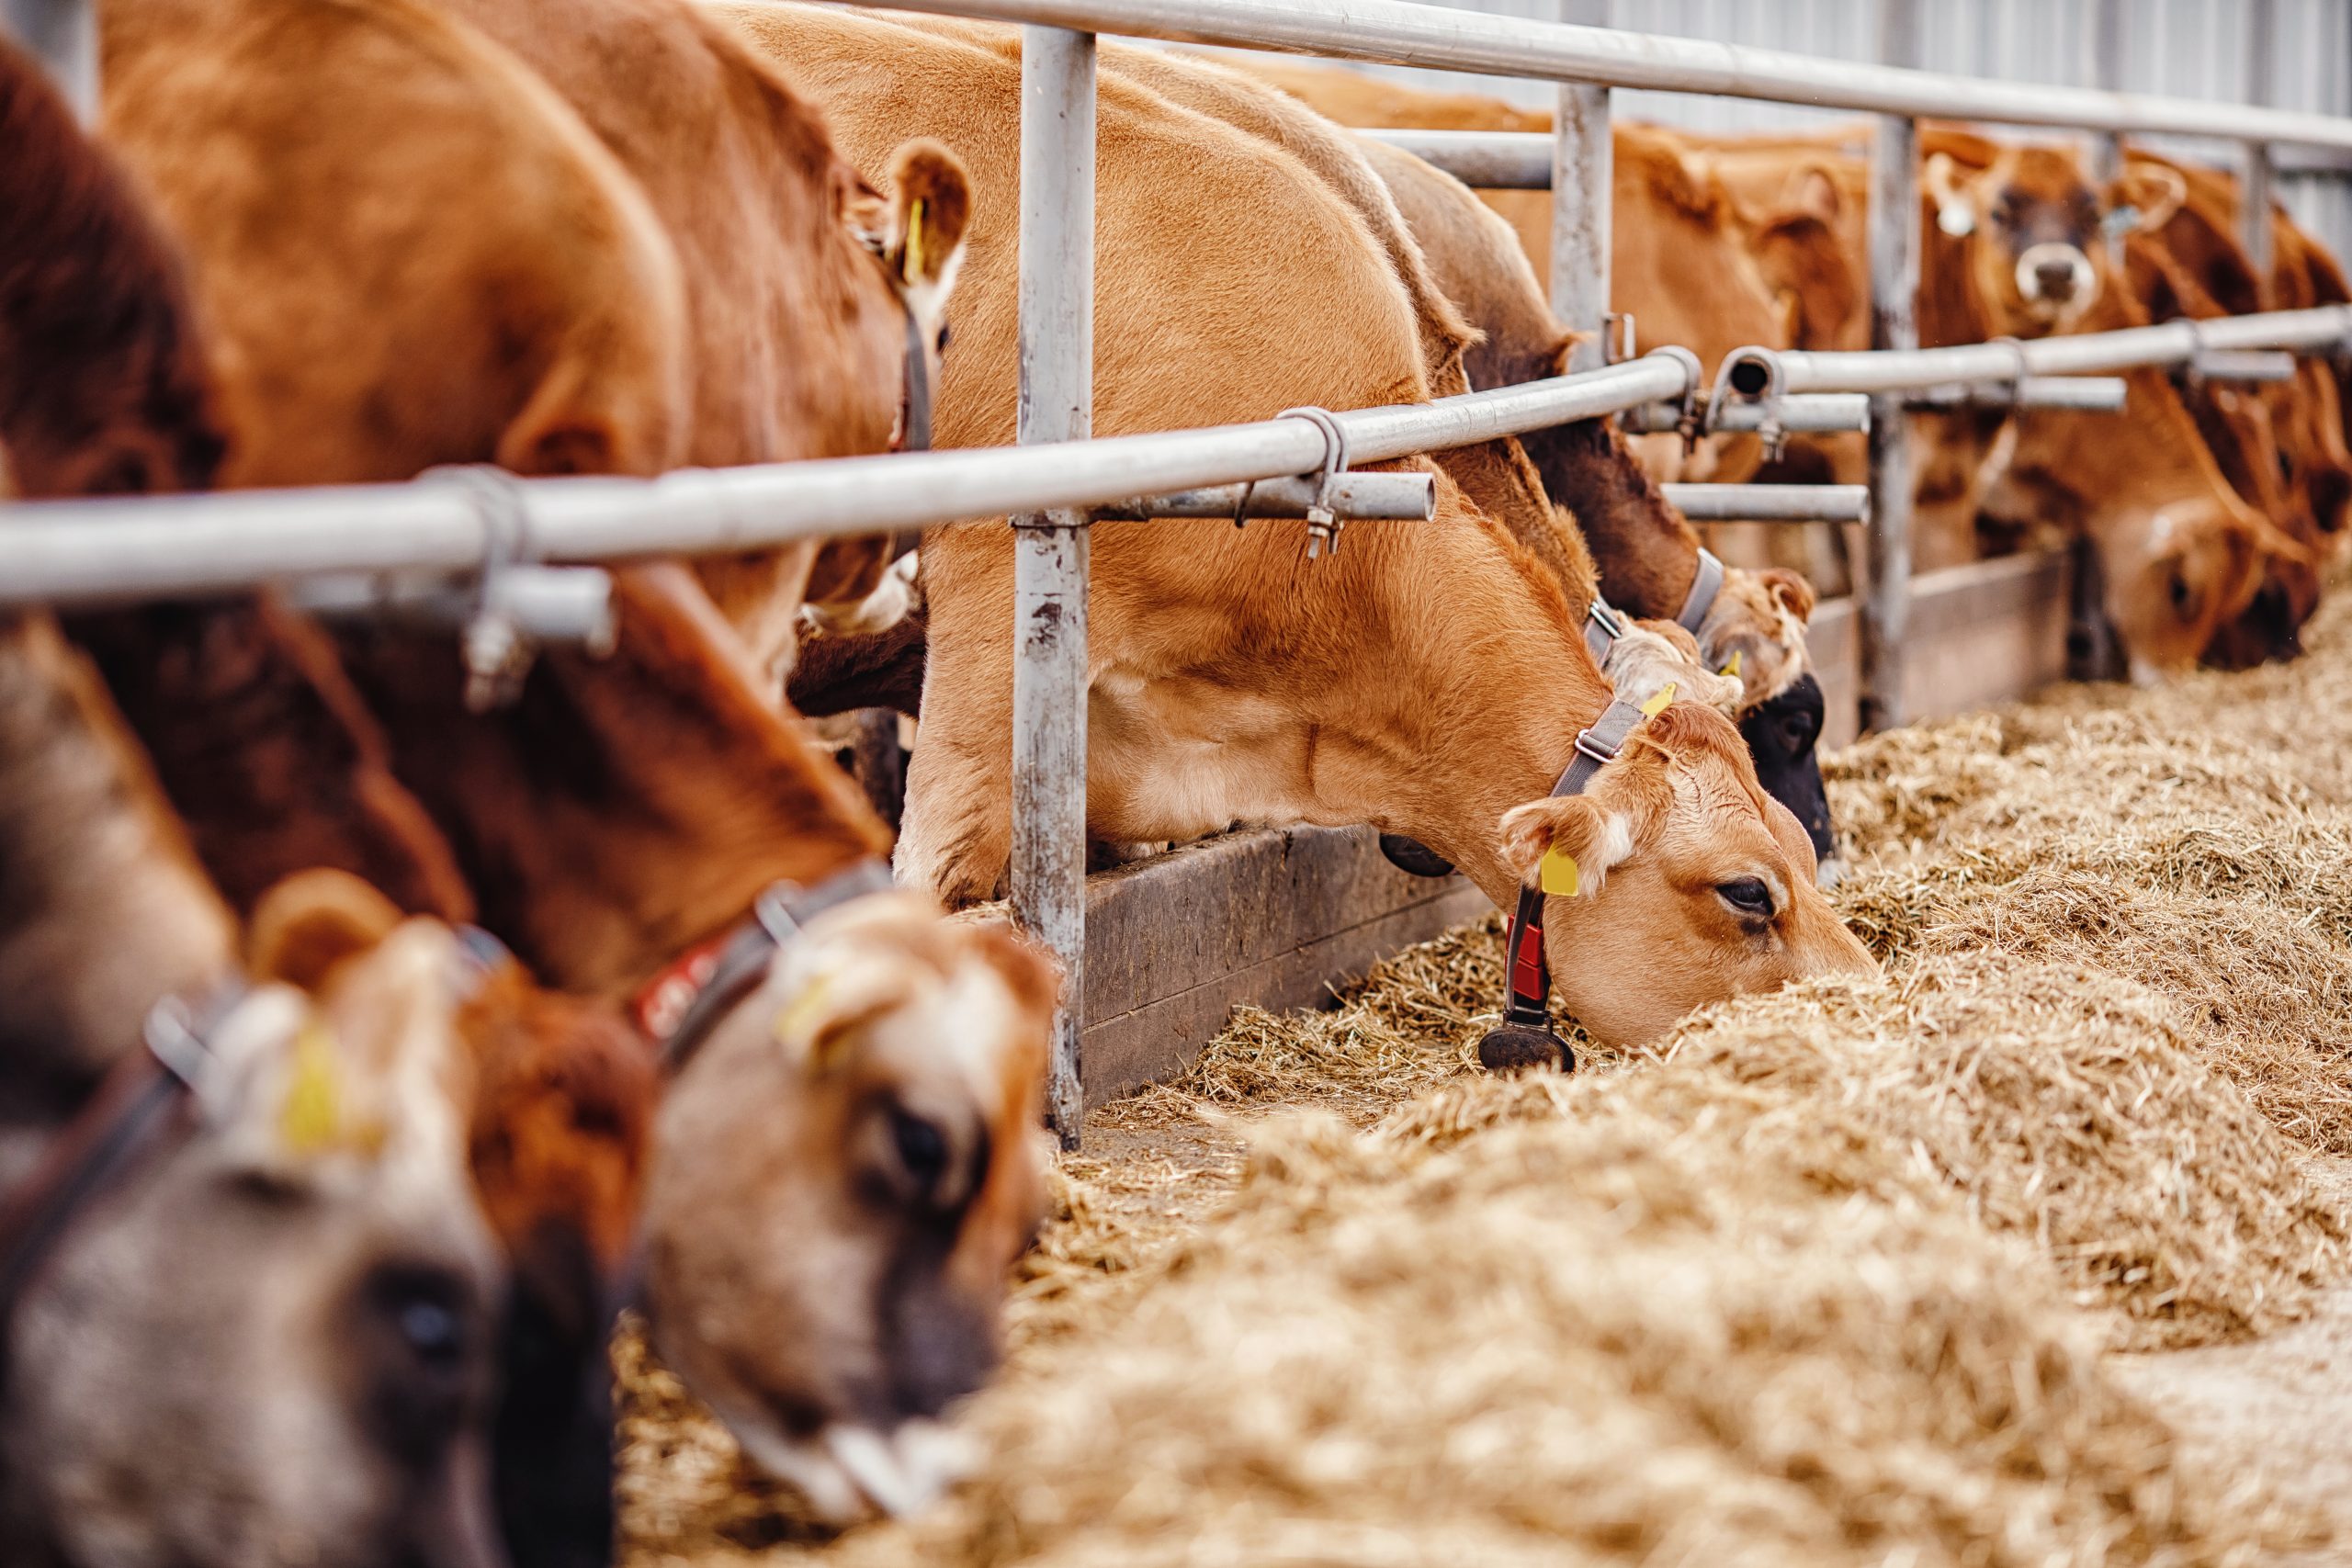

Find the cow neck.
xmin=66 ymin=601 xmax=480 ymax=925
xmin=1521 ymin=418 xmax=1705 ymax=621
xmin=2007 ymin=289 xmax=2244 ymax=519
xmin=632 ymin=862 xmax=896 ymax=1067
xmin=1385 ymin=609 xmax=1618 ymax=913
xmin=1488 ymin=691 xmax=1657 ymax=1073
xmin=334 ymin=568 xmax=890 ymax=997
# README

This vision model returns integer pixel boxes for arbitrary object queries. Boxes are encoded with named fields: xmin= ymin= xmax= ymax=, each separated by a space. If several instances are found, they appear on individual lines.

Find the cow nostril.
xmin=2035 ymin=261 xmax=2075 ymax=295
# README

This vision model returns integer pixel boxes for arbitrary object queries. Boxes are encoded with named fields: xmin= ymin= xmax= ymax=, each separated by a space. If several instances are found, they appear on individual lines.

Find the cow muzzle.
xmin=735 ymin=1416 xmax=977 ymax=1524
xmin=2015 ymin=243 xmax=2096 ymax=315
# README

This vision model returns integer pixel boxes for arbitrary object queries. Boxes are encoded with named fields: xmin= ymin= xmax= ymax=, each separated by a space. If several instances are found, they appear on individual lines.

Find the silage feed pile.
xmin=620 ymin=596 xmax=2352 ymax=1567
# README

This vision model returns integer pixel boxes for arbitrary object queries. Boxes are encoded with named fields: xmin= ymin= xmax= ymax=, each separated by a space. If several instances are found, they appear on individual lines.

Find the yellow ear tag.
xmin=1639 ymin=681 xmax=1678 ymax=719
xmin=277 ymin=1021 xmax=342 ymax=1156
xmin=1539 ymin=845 xmax=1580 ymax=897
xmin=903 ymin=197 xmax=927 ymax=284
xmin=1719 ymin=649 xmax=1744 ymax=680
xmin=774 ymin=976 xmax=835 ymax=1052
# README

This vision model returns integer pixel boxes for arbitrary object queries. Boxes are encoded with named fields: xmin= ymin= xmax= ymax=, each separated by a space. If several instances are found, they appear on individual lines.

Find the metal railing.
xmin=10 ymin=0 xmax=2349 ymax=1144
xmin=0 ymin=357 xmax=1719 ymax=611
xmin=867 ymin=0 xmax=2352 ymax=152
xmin=860 ymin=0 xmax=2352 ymax=1130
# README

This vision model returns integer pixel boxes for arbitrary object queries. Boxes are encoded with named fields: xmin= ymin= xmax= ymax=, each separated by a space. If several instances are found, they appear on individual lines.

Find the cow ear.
xmin=2242 ymin=507 xmax=2318 ymax=566
xmin=1498 ymin=795 xmax=1635 ymax=898
xmin=2111 ymin=163 xmax=2188 ymax=233
xmin=248 ymin=869 xmax=404 ymax=993
xmin=886 ymin=139 xmax=973 ymax=299
xmin=1925 ymin=152 xmax=1975 ymax=237
xmin=497 ymin=355 xmax=632 ymax=477
xmin=1778 ymin=162 xmax=1843 ymax=226
xmin=1758 ymin=567 xmax=1817 ymax=625
xmin=766 ymin=945 xmax=924 ymax=1072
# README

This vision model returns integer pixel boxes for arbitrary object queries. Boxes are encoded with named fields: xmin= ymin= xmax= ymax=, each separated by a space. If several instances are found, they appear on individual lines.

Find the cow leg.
xmin=849 ymin=709 xmax=907 ymax=830
xmin=894 ymin=615 xmax=1014 ymax=907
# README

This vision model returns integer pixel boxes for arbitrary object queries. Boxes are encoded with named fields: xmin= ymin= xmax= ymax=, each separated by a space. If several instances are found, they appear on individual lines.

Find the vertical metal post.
xmin=1860 ymin=0 xmax=1920 ymax=736
xmin=1012 ymin=26 xmax=1094 ymax=1150
xmin=2088 ymin=0 xmax=2125 ymax=186
xmin=2072 ymin=0 xmax=2128 ymax=684
xmin=2243 ymin=0 xmax=2278 ymax=289
xmin=1 ymin=0 xmax=97 ymax=121
xmin=1550 ymin=0 xmax=1611 ymax=371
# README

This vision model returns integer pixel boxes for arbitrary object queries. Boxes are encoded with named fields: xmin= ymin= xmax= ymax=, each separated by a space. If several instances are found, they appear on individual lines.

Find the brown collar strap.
xmin=1483 ymin=698 xmax=1649 ymax=1074
xmin=0 ymin=982 xmax=247 ymax=1347
xmin=647 ymin=861 xmax=899 ymax=1073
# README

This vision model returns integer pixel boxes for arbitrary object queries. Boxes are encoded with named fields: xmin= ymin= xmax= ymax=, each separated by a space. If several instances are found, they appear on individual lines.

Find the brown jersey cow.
xmin=724 ymin=6 xmax=1871 ymax=1053
xmin=1 ymin=44 xmax=506 ymax=1566
xmin=98 ymin=0 xmax=1050 ymax=1528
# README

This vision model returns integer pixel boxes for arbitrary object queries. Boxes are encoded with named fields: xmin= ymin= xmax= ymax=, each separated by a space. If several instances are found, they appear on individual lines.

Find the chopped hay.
xmin=786 ymin=1100 xmax=2318 ymax=1567
xmin=1125 ymin=914 xmax=1630 ymax=1129
xmin=618 ymin=588 xmax=2352 ymax=1562
xmin=1390 ymin=953 xmax=2350 ymax=1349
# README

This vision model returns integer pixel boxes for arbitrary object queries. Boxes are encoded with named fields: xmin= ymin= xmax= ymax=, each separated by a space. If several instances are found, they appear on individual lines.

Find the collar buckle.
xmin=1572 ymin=726 xmax=1623 ymax=771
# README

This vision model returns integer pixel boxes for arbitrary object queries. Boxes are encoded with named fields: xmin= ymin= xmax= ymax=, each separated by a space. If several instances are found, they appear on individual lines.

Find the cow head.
xmin=1498 ymin=702 xmax=1873 ymax=1046
xmin=642 ymin=893 xmax=1055 ymax=1523
xmin=5 ymin=876 xmax=506 ymax=1568
xmin=2108 ymin=157 xmax=2351 ymax=668
xmin=1738 ymin=160 xmax=1865 ymax=351
xmin=457 ymin=941 xmax=656 ymax=1568
xmin=2099 ymin=496 xmax=2305 ymax=682
xmin=844 ymin=138 xmax=974 ymax=450
xmin=1926 ymin=143 xmax=2103 ymax=330
xmin=1692 ymin=567 xmax=1838 ymax=879
xmin=1601 ymin=620 xmax=1744 ymax=716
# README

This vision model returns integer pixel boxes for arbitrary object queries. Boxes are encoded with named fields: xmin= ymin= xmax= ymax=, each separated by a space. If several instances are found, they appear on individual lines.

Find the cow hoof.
xmin=1476 ymin=1023 xmax=1575 ymax=1075
xmin=1378 ymin=833 xmax=1457 ymax=877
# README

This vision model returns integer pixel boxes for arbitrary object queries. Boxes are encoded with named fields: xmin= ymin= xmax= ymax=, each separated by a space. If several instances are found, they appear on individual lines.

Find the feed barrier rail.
xmin=12 ymin=0 xmax=2352 ymax=1143
xmin=887 ymin=0 xmax=2352 ymax=1138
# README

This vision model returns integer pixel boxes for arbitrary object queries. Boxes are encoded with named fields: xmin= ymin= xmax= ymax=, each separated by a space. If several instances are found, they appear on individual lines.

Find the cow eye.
xmin=1715 ymin=878 xmax=1775 ymax=919
xmin=890 ymin=1107 xmax=949 ymax=1192
xmin=1779 ymin=711 xmax=1819 ymax=752
xmin=367 ymin=1266 xmax=473 ymax=1371
xmin=355 ymin=1261 xmax=484 ymax=1465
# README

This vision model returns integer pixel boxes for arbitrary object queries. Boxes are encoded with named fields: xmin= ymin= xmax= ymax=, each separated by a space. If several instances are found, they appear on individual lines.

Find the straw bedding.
xmin=618 ymin=592 xmax=2352 ymax=1565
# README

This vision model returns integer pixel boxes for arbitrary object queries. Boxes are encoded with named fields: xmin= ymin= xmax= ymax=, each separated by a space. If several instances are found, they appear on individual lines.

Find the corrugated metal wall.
xmin=1283 ymin=0 xmax=2352 ymax=261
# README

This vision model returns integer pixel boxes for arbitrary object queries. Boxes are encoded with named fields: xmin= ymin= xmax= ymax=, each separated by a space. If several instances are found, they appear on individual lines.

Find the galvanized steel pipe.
xmin=1092 ymin=471 xmax=1435 ymax=520
xmin=1361 ymin=129 xmax=1551 ymax=189
xmin=0 ymin=362 xmax=1698 ymax=609
xmin=1011 ymin=24 xmax=1097 ymax=1148
xmin=1861 ymin=0 xmax=1920 ymax=735
xmin=2 ymin=0 xmax=96 ymax=120
xmin=1733 ymin=306 xmax=2352 ymax=395
xmin=1549 ymin=0 xmax=1611 ymax=373
xmin=1621 ymin=393 xmax=1871 ymax=435
xmin=1904 ymin=378 xmax=2130 ymax=412
xmin=1659 ymin=484 xmax=1870 ymax=523
xmin=866 ymin=0 xmax=2352 ymax=152
xmin=2243 ymin=0 xmax=2278 ymax=284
